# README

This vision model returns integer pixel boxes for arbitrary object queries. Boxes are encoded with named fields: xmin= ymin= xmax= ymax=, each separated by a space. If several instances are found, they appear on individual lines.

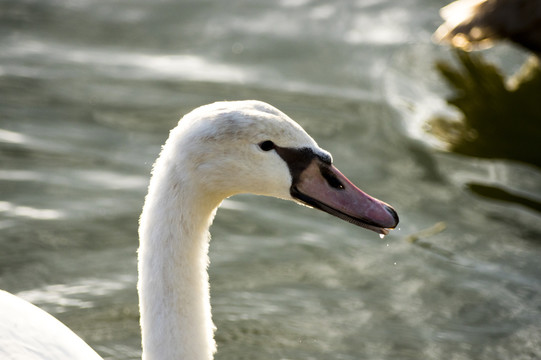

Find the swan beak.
xmin=291 ymin=161 xmax=399 ymax=235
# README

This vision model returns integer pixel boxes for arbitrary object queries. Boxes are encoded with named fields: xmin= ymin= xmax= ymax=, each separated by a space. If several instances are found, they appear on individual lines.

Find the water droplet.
xmin=393 ymin=262 xmax=397 ymax=266
xmin=379 ymin=233 xmax=386 ymax=239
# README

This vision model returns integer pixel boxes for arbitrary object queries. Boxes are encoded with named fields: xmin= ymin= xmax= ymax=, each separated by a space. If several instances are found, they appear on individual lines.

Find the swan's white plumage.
xmin=0 ymin=100 xmax=396 ymax=360
xmin=137 ymin=100 xmax=323 ymax=360
xmin=0 ymin=290 xmax=102 ymax=360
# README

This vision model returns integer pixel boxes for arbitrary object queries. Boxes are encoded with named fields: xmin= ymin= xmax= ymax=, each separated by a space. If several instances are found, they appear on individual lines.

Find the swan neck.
xmin=138 ymin=162 xmax=220 ymax=360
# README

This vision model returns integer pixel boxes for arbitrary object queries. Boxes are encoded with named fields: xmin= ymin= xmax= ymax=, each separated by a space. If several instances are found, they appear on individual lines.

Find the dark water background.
xmin=1 ymin=0 xmax=540 ymax=359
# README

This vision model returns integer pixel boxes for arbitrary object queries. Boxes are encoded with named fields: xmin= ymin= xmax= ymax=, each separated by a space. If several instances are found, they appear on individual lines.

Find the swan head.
xmin=167 ymin=100 xmax=398 ymax=235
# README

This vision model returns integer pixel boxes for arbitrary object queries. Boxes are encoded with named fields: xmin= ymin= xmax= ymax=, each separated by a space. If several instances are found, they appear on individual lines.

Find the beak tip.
xmin=384 ymin=204 xmax=400 ymax=228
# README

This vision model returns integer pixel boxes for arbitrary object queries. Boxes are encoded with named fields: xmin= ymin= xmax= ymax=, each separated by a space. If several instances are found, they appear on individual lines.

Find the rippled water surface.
xmin=1 ymin=1 xmax=541 ymax=359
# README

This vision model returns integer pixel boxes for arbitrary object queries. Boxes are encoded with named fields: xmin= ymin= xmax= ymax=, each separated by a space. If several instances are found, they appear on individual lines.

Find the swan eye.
xmin=258 ymin=140 xmax=275 ymax=151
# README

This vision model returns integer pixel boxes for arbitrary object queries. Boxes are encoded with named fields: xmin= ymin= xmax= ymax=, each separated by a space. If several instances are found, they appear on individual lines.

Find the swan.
xmin=0 ymin=100 xmax=399 ymax=360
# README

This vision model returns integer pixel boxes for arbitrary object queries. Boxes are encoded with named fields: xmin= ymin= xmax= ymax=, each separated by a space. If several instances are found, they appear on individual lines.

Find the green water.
xmin=1 ymin=0 xmax=540 ymax=359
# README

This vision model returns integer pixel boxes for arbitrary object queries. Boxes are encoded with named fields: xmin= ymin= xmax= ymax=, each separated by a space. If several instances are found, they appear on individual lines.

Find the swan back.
xmin=0 ymin=290 xmax=102 ymax=360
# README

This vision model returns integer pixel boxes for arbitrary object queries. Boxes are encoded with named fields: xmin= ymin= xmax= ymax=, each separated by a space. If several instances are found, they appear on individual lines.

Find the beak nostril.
xmin=320 ymin=165 xmax=345 ymax=190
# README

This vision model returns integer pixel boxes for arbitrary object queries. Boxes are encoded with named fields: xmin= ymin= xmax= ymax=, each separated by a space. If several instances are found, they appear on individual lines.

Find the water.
xmin=1 ymin=0 xmax=540 ymax=359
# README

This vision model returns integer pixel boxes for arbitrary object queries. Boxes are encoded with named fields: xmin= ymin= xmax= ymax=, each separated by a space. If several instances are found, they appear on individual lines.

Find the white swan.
xmin=0 ymin=100 xmax=398 ymax=360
